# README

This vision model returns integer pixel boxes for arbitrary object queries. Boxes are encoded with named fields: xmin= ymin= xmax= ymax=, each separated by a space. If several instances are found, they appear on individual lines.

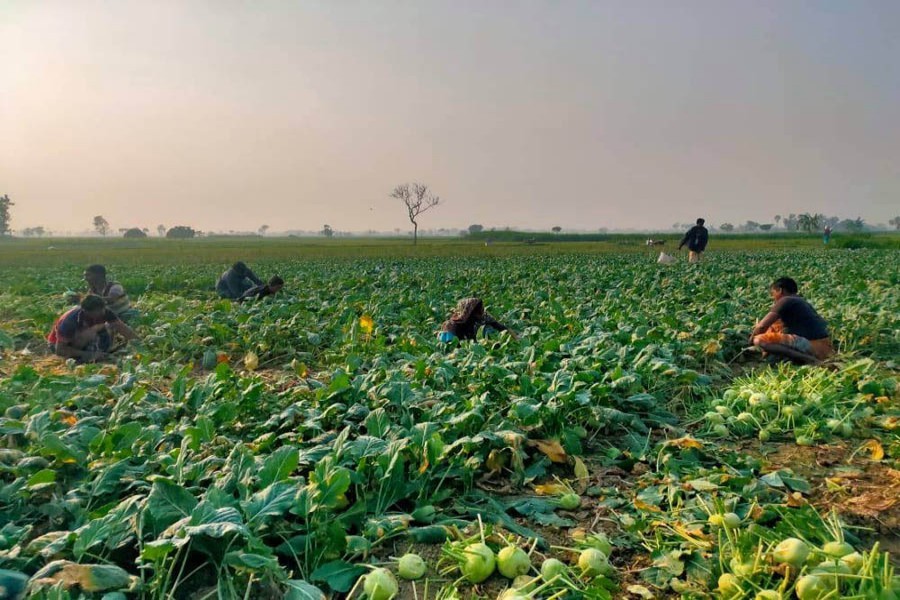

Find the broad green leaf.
xmin=146 ymin=480 xmax=198 ymax=534
xmin=258 ymin=446 xmax=299 ymax=488
xmin=243 ymin=482 xmax=296 ymax=524
xmin=310 ymin=560 xmax=366 ymax=593
xmin=284 ymin=580 xmax=326 ymax=600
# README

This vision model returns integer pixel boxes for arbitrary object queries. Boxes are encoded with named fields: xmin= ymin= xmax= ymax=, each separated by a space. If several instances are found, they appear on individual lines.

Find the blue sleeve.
xmin=57 ymin=311 xmax=79 ymax=340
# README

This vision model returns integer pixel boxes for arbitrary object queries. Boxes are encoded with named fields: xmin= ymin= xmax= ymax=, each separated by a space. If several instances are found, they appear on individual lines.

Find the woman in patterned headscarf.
xmin=438 ymin=297 xmax=517 ymax=342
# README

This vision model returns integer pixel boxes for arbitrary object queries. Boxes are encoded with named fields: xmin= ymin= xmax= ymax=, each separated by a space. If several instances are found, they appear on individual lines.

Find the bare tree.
xmin=889 ymin=216 xmax=900 ymax=230
xmin=390 ymin=182 xmax=441 ymax=245
xmin=93 ymin=215 xmax=111 ymax=236
xmin=321 ymin=224 xmax=334 ymax=238
xmin=258 ymin=224 xmax=269 ymax=236
xmin=157 ymin=224 xmax=167 ymax=237
xmin=552 ymin=226 xmax=562 ymax=233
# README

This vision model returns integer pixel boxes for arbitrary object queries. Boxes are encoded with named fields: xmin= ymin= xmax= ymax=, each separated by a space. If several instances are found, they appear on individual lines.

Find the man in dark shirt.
xmin=216 ymin=262 xmax=263 ymax=300
xmin=678 ymin=218 xmax=709 ymax=263
xmin=239 ymin=276 xmax=284 ymax=302
xmin=47 ymin=295 xmax=139 ymax=362
xmin=750 ymin=277 xmax=833 ymax=363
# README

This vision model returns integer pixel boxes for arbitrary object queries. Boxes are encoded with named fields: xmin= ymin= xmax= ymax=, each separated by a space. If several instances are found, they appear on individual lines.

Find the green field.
xmin=0 ymin=239 xmax=898 ymax=599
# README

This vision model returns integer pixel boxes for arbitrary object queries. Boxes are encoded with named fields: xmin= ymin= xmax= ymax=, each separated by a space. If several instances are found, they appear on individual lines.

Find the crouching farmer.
xmin=749 ymin=277 xmax=834 ymax=364
xmin=48 ymin=295 xmax=139 ymax=362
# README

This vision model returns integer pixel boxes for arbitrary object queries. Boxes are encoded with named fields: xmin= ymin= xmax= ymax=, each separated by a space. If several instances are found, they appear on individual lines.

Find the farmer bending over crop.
xmin=678 ymin=218 xmax=709 ymax=263
xmin=217 ymin=261 xmax=263 ymax=300
xmin=239 ymin=276 xmax=284 ymax=302
xmin=48 ymin=295 xmax=139 ymax=362
xmin=438 ymin=297 xmax=518 ymax=342
xmin=68 ymin=264 xmax=138 ymax=322
xmin=749 ymin=277 xmax=833 ymax=364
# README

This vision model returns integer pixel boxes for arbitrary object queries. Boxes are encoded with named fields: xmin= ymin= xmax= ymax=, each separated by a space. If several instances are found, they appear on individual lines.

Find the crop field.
xmin=0 ymin=240 xmax=898 ymax=600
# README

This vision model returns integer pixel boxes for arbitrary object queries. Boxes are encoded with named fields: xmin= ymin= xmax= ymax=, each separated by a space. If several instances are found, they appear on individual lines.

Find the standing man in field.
xmin=823 ymin=225 xmax=832 ymax=245
xmin=216 ymin=261 xmax=263 ymax=300
xmin=678 ymin=218 xmax=709 ymax=263
xmin=48 ymin=295 xmax=139 ymax=362
xmin=749 ymin=277 xmax=834 ymax=364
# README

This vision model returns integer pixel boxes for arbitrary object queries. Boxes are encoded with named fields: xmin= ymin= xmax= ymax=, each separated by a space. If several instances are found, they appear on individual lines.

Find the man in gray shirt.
xmin=216 ymin=262 xmax=263 ymax=300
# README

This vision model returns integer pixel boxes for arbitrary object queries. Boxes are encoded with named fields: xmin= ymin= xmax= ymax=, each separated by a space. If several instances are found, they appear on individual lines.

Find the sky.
xmin=2 ymin=1 xmax=899 ymax=234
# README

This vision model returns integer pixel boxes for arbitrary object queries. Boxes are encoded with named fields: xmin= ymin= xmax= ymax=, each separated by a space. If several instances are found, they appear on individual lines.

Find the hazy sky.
xmin=3 ymin=1 xmax=899 ymax=233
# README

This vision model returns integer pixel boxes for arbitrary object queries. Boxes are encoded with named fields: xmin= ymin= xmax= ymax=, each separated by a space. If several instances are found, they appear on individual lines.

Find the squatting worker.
xmin=70 ymin=264 xmax=138 ymax=322
xmin=438 ymin=297 xmax=519 ymax=342
xmin=678 ymin=218 xmax=709 ymax=263
xmin=749 ymin=277 xmax=834 ymax=363
xmin=239 ymin=276 xmax=285 ymax=302
xmin=48 ymin=295 xmax=139 ymax=362
xmin=216 ymin=261 xmax=263 ymax=300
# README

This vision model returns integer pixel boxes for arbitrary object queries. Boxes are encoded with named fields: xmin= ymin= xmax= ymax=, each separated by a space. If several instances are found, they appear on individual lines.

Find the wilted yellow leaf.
xmin=486 ymin=449 xmax=508 ymax=472
xmin=529 ymin=439 xmax=567 ymax=463
xmin=703 ymin=341 xmax=720 ymax=356
xmin=533 ymin=483 xmax=569 ymax=496
xmin=634 ymin=498 xmax=663 ymax=513
xmin=60 ymin=414 xmax=77 ymax=427
xmin=573 ymin=457 xmax=589 ymax=480
xmin=359 ymin=315 xmax=374 ymax=334
xmin=666 ymin=436 xmax=704 ymax=450
xmin=859 ymin=439 xmax=884 ymax=461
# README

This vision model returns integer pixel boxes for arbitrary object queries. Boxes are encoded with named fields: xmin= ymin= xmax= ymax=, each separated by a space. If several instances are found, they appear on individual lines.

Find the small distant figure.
xmin=749 ymin=277 xmax=834 ymax=364
xmin=646 ymin=239 xmax=666 ymax=247
xmin=239 ymin=276 xmax=285 ymax=302
xmin=48 ymin=295 xmax=139 ymax=362
xmin=438 ymin=297 xmax=518 ymax=343
xmin=678 ymin=218 xmax=709 ymax=263
xmin=70 ymin=264 xmax=138 ymax=322
xmin=217 ymin=261 xmax=263 ymax=300
xmin=823 ymin=225 xmax=832 ymax=245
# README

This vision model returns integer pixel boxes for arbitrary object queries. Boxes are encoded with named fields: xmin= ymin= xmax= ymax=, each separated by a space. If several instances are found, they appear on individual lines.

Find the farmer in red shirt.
xmin=48 ymin=295 xmax=139 ymax=362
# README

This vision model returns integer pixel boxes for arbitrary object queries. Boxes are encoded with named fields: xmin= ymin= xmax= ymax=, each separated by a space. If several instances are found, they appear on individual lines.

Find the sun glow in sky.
xmin=3 ymin=1 xmax=899 ymax=233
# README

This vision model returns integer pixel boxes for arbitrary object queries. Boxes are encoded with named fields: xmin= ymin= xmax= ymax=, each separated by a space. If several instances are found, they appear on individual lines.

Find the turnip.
xmin=822 ymin=541 xmax=853 ymax=558
xmin=558 ymin=493 xmax=581 ymax=510
xmin=749 ymin=393 xmax=770 ymax=407
xmin=811 ymin=559 xmax=852 ymax=576
xmin=729 ymin=558 xmax=754 ymax=578
xmin=705 ymin=411 xmax=725 ymax=425
xmin=541 ymin=558 xmax=566 ymax=581
xmin=578 ymin=548 xmax=611 ymax=578
xmin=795 ymin=574 xmax=828 ymax=600
xmin=755 ymin=591 xmax=781 ymax=600
xmin=722 ymin=512 xmax=741 ymax=529
xmin=713 ymin=424 xmax=729 ymax=437
xmin=397 ymin=553 xmax=426 ymax=580
xmin=773 ymin=537 xmax=809 ymax=567
xmin=737 ymin=412 xmax=754 ymax=423
xmin=717 ymin=573 xmax=741 ymax=594
xmin=363 ymin=568 xmax=398 ymax=600
xmin=460 ymin=542 xmax=496 ymax=583
xmin=497 ymin=546 xmax=530 ymax=579
xmin=840 ymin=552 xmax=864 ymax=573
